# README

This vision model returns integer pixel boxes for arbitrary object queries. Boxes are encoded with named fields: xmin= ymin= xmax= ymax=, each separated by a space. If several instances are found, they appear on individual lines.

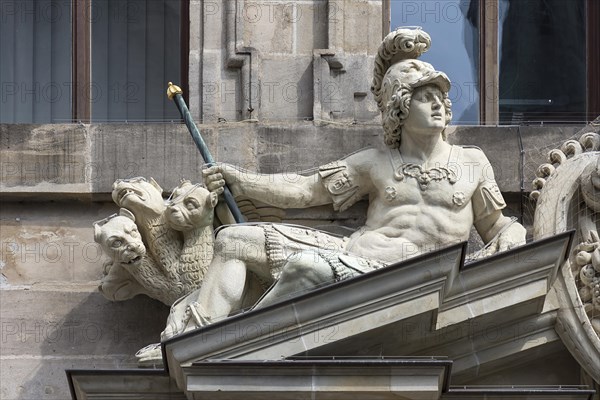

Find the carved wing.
xmin=237 ymin=196 xmax=286 ymax=223
xmin=213 ymin=195 xmax=286 ymax=225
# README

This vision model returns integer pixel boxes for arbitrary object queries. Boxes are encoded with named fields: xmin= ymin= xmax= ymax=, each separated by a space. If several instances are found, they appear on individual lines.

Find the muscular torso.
xmin=344 ymin=146 xmax=484 ymax=262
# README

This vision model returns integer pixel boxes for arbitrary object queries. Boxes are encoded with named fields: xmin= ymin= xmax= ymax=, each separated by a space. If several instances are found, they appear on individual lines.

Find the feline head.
xmin=166 ymin=180 xmax=217 ymax=231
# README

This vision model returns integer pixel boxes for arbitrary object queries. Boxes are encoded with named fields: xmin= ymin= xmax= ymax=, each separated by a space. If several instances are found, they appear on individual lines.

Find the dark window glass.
xmin=0 ymin=0 xmax=72 ymax=123
xmin=91 ymin=0 xmax=182 ymax=122
xmin=499 ymin=0 xmax=586 ymax=124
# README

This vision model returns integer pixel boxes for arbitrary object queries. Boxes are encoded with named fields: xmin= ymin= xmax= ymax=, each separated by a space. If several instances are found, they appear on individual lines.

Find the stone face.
xmin=96 ymin=179 xmax=218 ymax=307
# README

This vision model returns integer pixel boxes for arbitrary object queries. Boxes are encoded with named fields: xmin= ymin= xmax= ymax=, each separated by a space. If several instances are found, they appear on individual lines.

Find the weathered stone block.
xmin=213 ymin=125 xmax=258 ymax=169
xmin=259 ymin=57 xmax=314 ymax=120
xmin=221 ymin=73 xmax=246 ymax=122
xmin=200 ymin=0 xmax=224 ymax=51
xmin=0 ymin=290 xmax=167 ymax=356
xmin=341 ymin=0 xmax=382 ymax=53
xmin=255 ymin=123 xmax=380 ymax=172
xmin=1 ymin=202 xmax=115 ymax=285
xmin=449 ymin=125 xmax=585 ymax=193
xmin=189 ymin=0 xmax=202 ymax=53
xmin=0 ymin=124 xmax=89 ymax=193
xmin=242 ymin=1 xmax=294 ymax=54
xmin=198 ymin=51 xmax=225 ymax=123
xmin=296 ymin=2 xmax=328 ymax=54
xmin=0 ymin=289 xmax=168 ymax=399
xmin=189 ymin=49 xmax=202 ymax=121
xmin=88 ymin=124 xmax=206 ymax=193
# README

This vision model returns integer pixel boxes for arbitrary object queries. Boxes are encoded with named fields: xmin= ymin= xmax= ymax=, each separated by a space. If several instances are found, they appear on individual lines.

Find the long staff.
xmin=167 ymin=82 xmax=245 ymax=223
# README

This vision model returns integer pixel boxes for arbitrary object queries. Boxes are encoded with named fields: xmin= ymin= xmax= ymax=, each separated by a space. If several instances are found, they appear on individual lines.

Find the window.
xmin=390 ymin=0 xmax=599 ymax=125
xmin=0 ymin=0 xmax=188 ymax=123
xmin=498 ymin=0 xmax=587 ymax=124
xmin=1 ymin=0 xmax=72 ymax=123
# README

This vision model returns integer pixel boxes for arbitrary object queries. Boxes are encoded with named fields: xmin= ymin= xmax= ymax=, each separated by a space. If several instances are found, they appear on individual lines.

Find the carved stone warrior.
xmin=160 ymin=27 xmax=527 ymax=341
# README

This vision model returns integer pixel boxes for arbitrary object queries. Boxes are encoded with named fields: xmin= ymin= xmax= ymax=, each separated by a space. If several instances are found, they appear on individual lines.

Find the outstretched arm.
xmin=202 ymin=148 xmax=378 ymax=211
xmin=203 ymin=164 xmax=332 ymax=209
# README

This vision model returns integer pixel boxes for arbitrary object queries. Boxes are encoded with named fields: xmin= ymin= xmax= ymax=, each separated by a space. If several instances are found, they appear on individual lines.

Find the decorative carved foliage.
xmin=531 ymin=132 xmax=600 ymax=201
xmin=571 ymin=241 xmax=600 ymax=334
xmin=531 ymin=128 xmax=600 ymax=338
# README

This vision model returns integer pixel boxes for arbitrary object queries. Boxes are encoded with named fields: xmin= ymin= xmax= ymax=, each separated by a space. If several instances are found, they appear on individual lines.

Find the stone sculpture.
xmin=95 ymin=209 xmax=148 ymax=302
xmin=158 ymin=27 xmax=527 ymax=343
xmin=95 ymin=178 xmax=220 ymax=305
xmin=574 ymin=160 xmax=600 ymax=334
xmin=532 ymin=125 xmax=600 ymax=337
xmin=529 ymin=122 xmax=600 ymax=380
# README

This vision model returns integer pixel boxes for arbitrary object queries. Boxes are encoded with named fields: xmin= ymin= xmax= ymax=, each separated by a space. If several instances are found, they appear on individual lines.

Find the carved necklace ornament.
xmin=389 ymin=147 xmax=460 ymax=192
xmin=394 ymin=163 xmax=458 ymax=190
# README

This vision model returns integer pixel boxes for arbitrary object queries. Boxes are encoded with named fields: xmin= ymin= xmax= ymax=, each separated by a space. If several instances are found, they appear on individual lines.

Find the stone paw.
xmin=135 ymin=342 xmax=163 ymax=367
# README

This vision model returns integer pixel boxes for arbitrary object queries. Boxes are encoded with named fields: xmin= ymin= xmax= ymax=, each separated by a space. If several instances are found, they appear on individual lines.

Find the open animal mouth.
xmin=117 ymin=188 xmax=146 ymax=203
xmin=126 ymin=255 xmax=142 ymax=264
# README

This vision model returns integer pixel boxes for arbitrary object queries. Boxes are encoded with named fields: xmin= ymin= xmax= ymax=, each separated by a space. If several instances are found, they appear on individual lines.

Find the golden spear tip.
xmin=167 ymin=82 xmax=183 ymax=100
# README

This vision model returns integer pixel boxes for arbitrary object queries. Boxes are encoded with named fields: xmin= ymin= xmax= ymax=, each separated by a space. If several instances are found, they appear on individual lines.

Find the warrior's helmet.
xmin=371 ymin=28 xmax=452 ymax=148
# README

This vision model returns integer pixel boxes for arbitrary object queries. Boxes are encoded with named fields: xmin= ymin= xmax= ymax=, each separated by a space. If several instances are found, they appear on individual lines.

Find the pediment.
xmin=163 ymin=233 xmax=573 ymax=392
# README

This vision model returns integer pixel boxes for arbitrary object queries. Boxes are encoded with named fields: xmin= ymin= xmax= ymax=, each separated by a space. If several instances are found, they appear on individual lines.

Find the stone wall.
xmin=189 ymin=0 xmax=382 ymax=124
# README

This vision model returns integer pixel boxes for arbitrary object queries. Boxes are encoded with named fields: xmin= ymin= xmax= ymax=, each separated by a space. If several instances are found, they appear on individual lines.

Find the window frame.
xmin=71 ymin=0 xmax=189 ymax=122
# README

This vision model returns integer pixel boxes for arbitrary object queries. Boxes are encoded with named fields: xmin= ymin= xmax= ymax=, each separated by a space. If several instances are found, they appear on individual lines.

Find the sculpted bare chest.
xmin=372 ymin=146 xmax=479 ymax=211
